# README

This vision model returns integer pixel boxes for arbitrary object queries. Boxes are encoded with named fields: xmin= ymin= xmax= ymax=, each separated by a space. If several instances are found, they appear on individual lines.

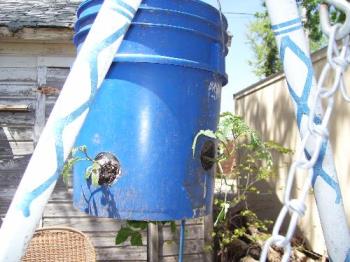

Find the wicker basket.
xmin=22 ymin=227 xmax=96 ymax=262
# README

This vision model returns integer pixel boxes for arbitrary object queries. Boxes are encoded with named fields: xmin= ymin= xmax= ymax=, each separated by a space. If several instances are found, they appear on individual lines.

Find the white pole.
xmin=265 ymin=0 xmax=350 ymax=261
xmin=0 ymin=0 xmax=142 ymax=260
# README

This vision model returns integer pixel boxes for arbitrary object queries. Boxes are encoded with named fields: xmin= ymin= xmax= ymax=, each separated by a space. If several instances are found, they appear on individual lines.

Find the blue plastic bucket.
xmin=73 ymin=0 xmax=228 ymax=221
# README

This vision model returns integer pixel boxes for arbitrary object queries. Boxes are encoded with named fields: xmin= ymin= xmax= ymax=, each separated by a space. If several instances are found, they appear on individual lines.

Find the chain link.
xmin=260 ymin=9 xmax=350 ymax=262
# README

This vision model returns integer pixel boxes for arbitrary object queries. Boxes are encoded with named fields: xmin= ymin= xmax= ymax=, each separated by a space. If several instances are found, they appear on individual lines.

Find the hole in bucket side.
xmin=94 ymin=152 xmax=122 ymax=186
xmin=200 ymin=140 xmax=216 ymax=171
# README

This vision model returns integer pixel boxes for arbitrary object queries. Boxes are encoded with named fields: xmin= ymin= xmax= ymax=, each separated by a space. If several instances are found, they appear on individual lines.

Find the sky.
xmin=202 ymin=0 xmax=264 ymax=112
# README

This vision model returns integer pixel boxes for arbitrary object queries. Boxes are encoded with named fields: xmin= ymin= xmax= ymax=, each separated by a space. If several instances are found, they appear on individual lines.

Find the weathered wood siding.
xmin=0 ymin=47 xmax=211 ymax=261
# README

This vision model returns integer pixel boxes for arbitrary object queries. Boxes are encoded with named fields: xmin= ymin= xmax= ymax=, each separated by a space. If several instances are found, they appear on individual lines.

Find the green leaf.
xmin=91 ymin=171 xmax=100 ymax=187
xmin=214 ymin=203 xmax=229 ymax=227
xmin=62 ymin=157 xmax=81 ymax=185
xmin=79 ymin=145 xmax=87 ymax=153
xmin=130 ymin=232 xmax=143 ymax=246
xmin=192 ymin=130 xmax=217 ymax=157
xmin=265 ymin=140 xmax=293 ymax=154
xmin=127 ymin=221 xmax=148 ymax=230
xmin=115 ymin=227 xmax=132 ymax=245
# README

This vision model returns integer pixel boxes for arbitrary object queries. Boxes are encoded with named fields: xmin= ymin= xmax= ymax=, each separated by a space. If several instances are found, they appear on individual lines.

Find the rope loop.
xmin=287 ymin=199 xmax=306 ymax=217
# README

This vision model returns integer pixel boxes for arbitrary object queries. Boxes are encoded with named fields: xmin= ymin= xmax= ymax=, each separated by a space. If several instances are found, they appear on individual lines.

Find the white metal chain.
xmin=260 ymin=5 xmax=350 ymax=262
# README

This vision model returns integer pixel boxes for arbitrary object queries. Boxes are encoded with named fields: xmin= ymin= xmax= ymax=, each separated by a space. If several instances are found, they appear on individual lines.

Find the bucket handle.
xmin=215 ymin=0 xmax=226 ymax=53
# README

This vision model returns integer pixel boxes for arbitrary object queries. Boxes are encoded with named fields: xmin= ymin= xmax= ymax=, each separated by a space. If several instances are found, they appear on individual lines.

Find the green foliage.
xmin=302 ymin=0 xmax=345 ymax=43
xmin=62 ymin=145 xmax=102 ymax=187
xmin=194 ymin=112 xmax=292 ymax=259
xmin=62 ymin=145 xmax=89 ymax=184
xmin=247 ymin=10 xmax=282 ymax=77
xmin=247 ymin=1 xmax=344 ymax=78
xmin=115 ymin=221 xmax=148 ymax=246
xmin=62 ymin=157 xmax=80 ymax=184
xmin=115 ymin=221 xmax=177 ymax=246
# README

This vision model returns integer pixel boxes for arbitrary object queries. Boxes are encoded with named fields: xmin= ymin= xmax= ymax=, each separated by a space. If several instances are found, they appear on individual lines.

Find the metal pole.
xmin=265 ymin=0 xmax=350 ymax=260
xmin=0 ymin=0 xmax=142 ymax=260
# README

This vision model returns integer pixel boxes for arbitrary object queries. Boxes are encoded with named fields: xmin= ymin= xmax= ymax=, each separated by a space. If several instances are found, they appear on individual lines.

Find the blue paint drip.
xmin=19 ymin=172 xmax=61 ymax=217
xmin=19 ymin=23 xmax=130 ymax=217
xmin=279 ymin=36 xmax=341 ymax=203
xmin=274 ymin=25 xmax=303 ymax=36
xmin=271 ymin=17 xmax=301 ymax=30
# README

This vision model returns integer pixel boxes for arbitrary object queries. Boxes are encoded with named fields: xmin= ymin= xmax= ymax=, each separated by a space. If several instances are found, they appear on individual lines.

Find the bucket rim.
xmin=77 ymin=0 xmax=228 ymax=28
xmin=76 ymin=5 xmax=227 ymax=33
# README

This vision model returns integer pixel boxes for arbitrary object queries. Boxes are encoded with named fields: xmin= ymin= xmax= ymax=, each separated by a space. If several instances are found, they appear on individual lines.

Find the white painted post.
xmin=265 ymin=0 xmax=350 ymax=261
xmin=0 ymin=0 xmax=142 ymax=260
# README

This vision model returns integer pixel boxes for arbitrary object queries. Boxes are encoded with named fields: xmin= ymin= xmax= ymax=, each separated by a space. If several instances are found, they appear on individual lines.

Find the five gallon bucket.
xmin=73 ymin=0 xmax=228 ymax=221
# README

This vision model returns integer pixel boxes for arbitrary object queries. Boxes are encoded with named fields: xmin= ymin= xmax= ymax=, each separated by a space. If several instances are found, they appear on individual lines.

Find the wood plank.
xmin=47 ymin=67 xmax=70 ymax=79
xmin=0 ymin=111 xmax=35 ymax=125
xmin=0 ymin=67 xmax=37 ymax=81
xmin=0 ymin=170 xmax=24 ymax=187
xmin=159 ymin=225 xmax=204 ymax=242
xmin=85 ymin=232 xmax=147 ymax=248
xmin=0 ymin=126 xmax=33 ymax=141
xmin=0 ymin=27 xmax=74 ymax=43
xmin=43 ymin=217 xmax=125 ymax=232
xmin=50 ymin=188 xmax=73 ymax=202
xmin=0 ymin=82 xmax=36 ymax=96
xmin=0 ymin=56 xmax=37 ymax=68
xmin=0 ymin=141 xmax=34 ymax=156
xmin=43 ymin=203 xmax=206 ymax=227
xmin=0 ymin=199 xmax=11 ymax=216
xmin=43 ymin=217 xmax=204 ymax=239
xmin=0 ymin=104 xmax=32 ymax=112
xmin=46 ymin=67 xmax=69 ymax=91
xmin=0 ymin=155 xmax=30 ymax=171
xmin=96 ymin=246 xmax=147 ymax=261
xmin=0 ymin=42 xmax=76 ymax=57
xmin=0 ymin=97 xmax=36 ymax=107
xmin=160 ymin=253 xmax=208 ymax=262
xmin=159 ymin=239 xmax=205 ymax=256
xmin=45 ymin=99 xmax=56 ymax=118
xmin=0 ymin=184 xmax=19 ymax=199
xmin=44 ymin=202 xmax=92 ymax=218
xmin=160 ymin=218 xmax=204 ymax=227
xmin=38 ymin=57 xmax=74 ymax=68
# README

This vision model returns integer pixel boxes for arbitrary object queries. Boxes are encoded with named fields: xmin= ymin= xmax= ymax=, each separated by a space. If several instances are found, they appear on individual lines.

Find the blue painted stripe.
xmin=274 ymin=25 xmax=303 ymax=36
xmin=280 ymin=35 xmax=342 ymax=203
xmin=19 ymin=24 xmax=130 ymax=218
xmin=111 ymin=5 xmax=133 ymax=20
xmin=271 ymin=18 xmax=301 ymax=30
xmin=114 ymin=0 xmax=136 ymax=15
